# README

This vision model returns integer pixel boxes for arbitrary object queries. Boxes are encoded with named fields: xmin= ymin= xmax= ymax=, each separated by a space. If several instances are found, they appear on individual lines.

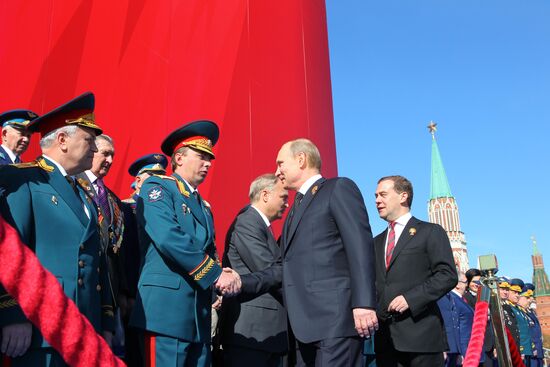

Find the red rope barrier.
xmin=506 ymin=326 xmax=526 ymax=367
xmin=463 ymin=300 xmax=489 ymax=367
xmin=0 ymin=216 xmax=125 ymax=367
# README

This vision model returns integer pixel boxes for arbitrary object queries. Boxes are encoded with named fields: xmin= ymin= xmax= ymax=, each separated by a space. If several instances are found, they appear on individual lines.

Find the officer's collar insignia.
xmin=409 ymin=228 xmax=416 ymax=236
xmin=311 ymin=185 xmax=318 ymax=196
xmin=147 ymin=186 xmax=163 ymax=202
xmin=51 ymin=195 xmax=58 ymax=205
xmin=175 ymin=180 xmax=190 ymax=198
xmin=37 ymin=158 xmax=54 ymax=172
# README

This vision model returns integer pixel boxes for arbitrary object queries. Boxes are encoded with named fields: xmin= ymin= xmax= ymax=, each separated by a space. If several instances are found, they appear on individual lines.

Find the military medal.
xmin=51 ymin=195 xmax=58 ymax=205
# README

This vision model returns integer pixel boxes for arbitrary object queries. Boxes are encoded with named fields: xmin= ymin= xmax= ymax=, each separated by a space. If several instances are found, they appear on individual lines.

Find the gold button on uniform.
xmin=78 ymin=278 xmax=83 ymax=286
xmin=96 ymin=285 xmax=101 ymax=291
xmin=78 ymin=260 xmax=85 ymax=268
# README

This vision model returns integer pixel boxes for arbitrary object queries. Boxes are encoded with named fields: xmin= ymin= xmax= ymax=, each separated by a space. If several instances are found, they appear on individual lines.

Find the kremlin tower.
xmin=427 ymin=122 xmax=469 ymax=272
xmin=531 ymin=236 xmax=550 ymax=345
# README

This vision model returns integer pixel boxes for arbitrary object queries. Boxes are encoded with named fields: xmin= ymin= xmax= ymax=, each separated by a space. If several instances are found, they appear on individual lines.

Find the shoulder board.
xmin=152 ymin=174 xmax=176 ymax=181
xmin=12 ymin=158 xmax=54 ymax=172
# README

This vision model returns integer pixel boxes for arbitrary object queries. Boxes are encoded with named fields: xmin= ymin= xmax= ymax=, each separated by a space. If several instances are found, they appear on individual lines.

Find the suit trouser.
xmin=376 ymin=350 xmax=444 ymax=367
xmin=295 ymin=336 xmax=363 ymax=367
xmin=144 ymin=332 xmax=210 ymax=367
xmin=223 ymin=345 xmax=285 ymax=367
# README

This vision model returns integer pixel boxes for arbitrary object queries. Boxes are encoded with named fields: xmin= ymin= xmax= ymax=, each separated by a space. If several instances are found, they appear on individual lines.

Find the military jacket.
xmin=130 ymin=173 xmax=222 ymax=342
xmin=0 ymin=157 xmax=114 ymax=348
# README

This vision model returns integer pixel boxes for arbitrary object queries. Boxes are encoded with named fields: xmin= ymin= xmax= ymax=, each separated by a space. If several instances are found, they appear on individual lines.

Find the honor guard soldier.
xmin=0 ymin=92 xmax=115 ymax=366
xmin=130 ymin=121 xmax=240 ymax=367
xmin=120 ymin=153 xmax=167 ymax=367
xmin=0 ymin=109 xmax=38 ymax=165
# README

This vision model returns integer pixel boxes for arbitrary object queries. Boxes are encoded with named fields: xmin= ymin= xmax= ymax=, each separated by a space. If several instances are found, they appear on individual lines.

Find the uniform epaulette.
xmin=152 ymin=174 xmax=176 ymax=181
xmin=11 ymin=158 xmax=54 ymax=172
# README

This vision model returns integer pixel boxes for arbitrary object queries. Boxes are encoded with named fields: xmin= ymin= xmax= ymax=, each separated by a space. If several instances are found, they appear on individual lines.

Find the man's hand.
xmin=1 ymin=322 xmax=32 ymax=357
xmin=215 ymin=268 xmax=241 ymax=296
xmin=388 ymin=295 xmax=409 ymax=313
xmin=102 ymin=330 xmax=113 ymax=347
xmin=352 ymin=308 xmax=378 ymax=338
xmin=212 ymin=295 xmax=223 ymax=310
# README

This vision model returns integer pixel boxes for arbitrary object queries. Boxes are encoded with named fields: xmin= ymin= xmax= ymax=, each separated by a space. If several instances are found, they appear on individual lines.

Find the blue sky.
xmin=326 ymin=0 xmax=550 ymax=283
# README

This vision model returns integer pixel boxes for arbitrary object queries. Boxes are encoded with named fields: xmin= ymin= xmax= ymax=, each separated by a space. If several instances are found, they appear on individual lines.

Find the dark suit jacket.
xmin=464 ymin=290 xmax=495 ymax=352
xmin=0 ymin=145 xmax=16 ymax=165
xmin=281 ymin=177 xmax=375 ymax=343
xmin=75 ymin=172 xmax=128 ymax=301
xmin=437 ymin=293 xmax=461 ymax=354
xmin=241 ymin=177 xmax=376 ymax=343
xmin=374 ymin=216 xmax=457 ymax=353
xmin=220 ymin=205 xmax=287 ymax=353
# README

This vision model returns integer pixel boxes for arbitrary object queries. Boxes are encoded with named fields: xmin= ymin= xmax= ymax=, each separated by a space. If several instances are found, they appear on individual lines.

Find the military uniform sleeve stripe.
xmin=189 ymin=256 xmax=215 ymax=281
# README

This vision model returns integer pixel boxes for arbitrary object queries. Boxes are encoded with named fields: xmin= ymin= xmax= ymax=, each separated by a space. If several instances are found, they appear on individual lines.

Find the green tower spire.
xmin=531 ymin=236 xmax=550 ymax=297
xmin=428 ymin=122 xmax=453 ymax=199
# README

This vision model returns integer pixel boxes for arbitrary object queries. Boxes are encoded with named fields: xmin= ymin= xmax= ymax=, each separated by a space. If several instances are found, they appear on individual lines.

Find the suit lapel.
xmin=42 ymin=157 xmax=88 ymax=227
xmin=387 ymin=216 xmax=420 ymax=270
xmin=375 ymin=231 xmax=388 ymax=279
xmin=249 ymin=206 xmax=279 ymax=257
xmin=284 ymin=177 xmax=325 ymax=253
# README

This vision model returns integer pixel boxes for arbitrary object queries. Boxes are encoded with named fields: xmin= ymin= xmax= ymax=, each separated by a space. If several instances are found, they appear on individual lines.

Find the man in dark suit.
xmin=0 ymin=109 xmax=38 ymax=165
xmin=75 ymin=134 xmax=127 ymax=352
xmin=221 ymin=173 xmax=289 ymax=367
xmin=373 ymin=175 xmax=457 ymax=367
xmin=0 ymin=92 xmax=115 ymax=366
xmin=268 ymin=138 xmax=377 ymax=367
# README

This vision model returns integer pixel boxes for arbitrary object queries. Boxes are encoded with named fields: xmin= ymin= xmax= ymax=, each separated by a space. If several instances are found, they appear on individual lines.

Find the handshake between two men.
xmin=215 ymin=267 xmax=242 ymax=296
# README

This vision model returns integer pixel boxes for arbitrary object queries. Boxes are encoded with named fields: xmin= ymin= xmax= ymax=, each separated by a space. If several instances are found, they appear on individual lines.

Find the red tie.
xmin=385 ymin=222 xmax=396 ymax=269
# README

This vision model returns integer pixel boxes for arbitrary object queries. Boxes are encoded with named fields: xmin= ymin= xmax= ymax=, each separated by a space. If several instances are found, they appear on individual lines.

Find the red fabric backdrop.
xmin=0 ymin=0 xmax=337 ymax=251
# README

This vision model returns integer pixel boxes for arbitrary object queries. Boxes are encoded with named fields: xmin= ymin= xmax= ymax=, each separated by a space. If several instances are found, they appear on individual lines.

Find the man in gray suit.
xmin=221 ymin=173 xmax=289 ymax=367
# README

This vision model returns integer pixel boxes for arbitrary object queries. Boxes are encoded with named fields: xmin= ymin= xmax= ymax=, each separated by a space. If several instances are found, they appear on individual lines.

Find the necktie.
xmin=285 ymin=192 xmax=304 ymax=237
xmin=14 ymin=156 xmax=21 ymax=164
xmin=385 ymin=221 xmax=396 ymax=269
xmin=96 ymin=179 xmax=111 ymax=224
xmin=193 ymin=191 xmax=202 ymax=206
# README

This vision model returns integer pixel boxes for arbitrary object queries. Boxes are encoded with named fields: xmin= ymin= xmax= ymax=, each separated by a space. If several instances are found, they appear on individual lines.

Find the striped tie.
xmin=385 ymin=221 xmax=396 ymax=269
xmin=96 ymin=179 xmax=111 ymax=224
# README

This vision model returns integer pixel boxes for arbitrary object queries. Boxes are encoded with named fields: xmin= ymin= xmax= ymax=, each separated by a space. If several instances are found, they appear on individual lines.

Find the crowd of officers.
xmin=437 ymin=268 xmax=544 ymax=367
xmin=0 ymin=91 xmax=546 ymax=367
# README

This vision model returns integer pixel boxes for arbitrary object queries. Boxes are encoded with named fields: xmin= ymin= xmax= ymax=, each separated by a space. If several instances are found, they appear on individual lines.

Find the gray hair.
xmin=39 ymin=125 xmax=78 ymax=149
xmin=249 ymin=173 xmax=279 ymax=203
xmin=288 ymin=138 xmax=322 ymax=171
xmin=96 ymin=134 xmax=114 ymax=147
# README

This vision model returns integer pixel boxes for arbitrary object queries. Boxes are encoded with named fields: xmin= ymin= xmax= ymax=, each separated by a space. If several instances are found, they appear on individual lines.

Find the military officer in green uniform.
xmin=120 ymin=153 xmax=167 ymax=367
xmin=0 ymin=92 xmax=115 ymax=366
xmin=130 ymin=120 xmax=240 ymax=367
xmin=509 ymin=279 xmax=535 ymax=366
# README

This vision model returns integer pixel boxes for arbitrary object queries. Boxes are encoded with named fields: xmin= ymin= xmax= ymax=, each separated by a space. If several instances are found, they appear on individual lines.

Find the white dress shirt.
xmin=384 ymin=212 xmax=412 ymax=257
xmin=298 ymin=174 xmax=323 ymax=195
